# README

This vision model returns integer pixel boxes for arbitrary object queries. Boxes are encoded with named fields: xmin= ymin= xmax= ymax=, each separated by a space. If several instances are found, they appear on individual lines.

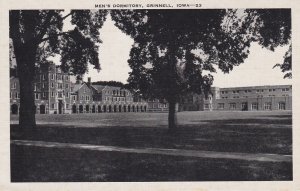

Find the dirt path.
xmin=11 ymin=140 xmax=292 ymax=162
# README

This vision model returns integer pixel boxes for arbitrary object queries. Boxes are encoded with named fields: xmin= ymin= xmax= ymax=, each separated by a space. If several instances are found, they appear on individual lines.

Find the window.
xmin=81 ymin=95 xmax=84 ymax=100
xmin=51 ymin=74 xmax=54 ymax=80
xmin=264 ymin=102 xmax=272 ymax=110
xmin=241 ymin=102 xmax=248 ymax=110
xmin=278 ymin=102 xmax=286 ymax=110
xmin=58 ymin=83 xmax=63 ymax=89
xmin=229 ymin=103 xmax=236 ymax=110
xmin=66 ymin=92 xmax=69 ymax=98
xmin=12 ymin=82 xmax=17 ymax=89
xmin=43 ymin=92 xmax=46 ymax=98
xmin=282 ymin=88 xmax=289 ymax=92
xmin=42 ymin=83 xmax=45 ymax=89
xmin=51 ymin=103 xmax=55 ymax=109
xmin=58 ymin=92 xmax=63 ymax=98
xmin=35 ymin=93 xmax=39 ymax=100
xmin=42 ymin=74 xmax=45 ymax=80
xmin=86 ymin=96 xmax=90 ymax=101
xmin=73 ymin=96 xmax=76 ymax=101
xmin=15 ymin=92 xmax=19 ymax=99
xmin=34 ymin=84 xmax=37 ymax=91
xmin=251 ymin=102 xmax=258 ymax=110
xmin=66 ymin=104 xmax=69 ymax=109
xmin=65 ymin=84 xmax=69 ymax=89
xmin=51 ymin=91 xmax=55 ymax=97
xmin=51 ymin=82 xmax=54 ymax=88
xmin=10 ymin=92 xmax=12 ymax=99
xmin=218 ymin=103 xmax=224 ymax=109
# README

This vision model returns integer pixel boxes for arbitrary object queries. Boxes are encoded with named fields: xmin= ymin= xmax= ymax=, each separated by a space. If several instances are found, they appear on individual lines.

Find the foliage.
xmin=9 ymin=10 xmax=108 ymax=129
xmin=92 ymin=80 xmax=126 ymax=88
xmin=273 ymin=45 xmax=292 ymax=79
xmin=10 ymin=10 xmax=108 ymax=77
xmin=244 ymin=9 xmax=291 ymax=78
xmin=111 ymin=10 xmax=252 ymax=101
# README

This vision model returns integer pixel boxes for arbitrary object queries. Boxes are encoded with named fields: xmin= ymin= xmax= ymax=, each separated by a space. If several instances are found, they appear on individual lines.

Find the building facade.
xmin=178 ymin=85 xmax=292 ymax=111
xmin=10 ymin=64 xmax=148 ymax=115
xmin=10 ymin=64 xmax=292 ymax=114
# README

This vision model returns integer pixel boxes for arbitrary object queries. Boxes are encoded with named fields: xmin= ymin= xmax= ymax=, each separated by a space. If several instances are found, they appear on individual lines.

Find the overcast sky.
xmin=54 ymin=12 xmax=291 ymax=88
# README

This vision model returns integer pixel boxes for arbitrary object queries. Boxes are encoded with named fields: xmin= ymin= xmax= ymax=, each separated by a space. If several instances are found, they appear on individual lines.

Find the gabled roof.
xmin=72 ymin=83 xmax=90 ymax=93
xmin=91 ymin=85 xmax=106 ymax=93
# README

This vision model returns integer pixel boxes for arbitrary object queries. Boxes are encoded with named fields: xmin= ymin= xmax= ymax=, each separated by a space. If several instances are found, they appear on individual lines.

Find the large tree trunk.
xmin=168 ymin=100 xmax=177 ymax=131
xmin=15 ymin=43 xmax=38 ymax=131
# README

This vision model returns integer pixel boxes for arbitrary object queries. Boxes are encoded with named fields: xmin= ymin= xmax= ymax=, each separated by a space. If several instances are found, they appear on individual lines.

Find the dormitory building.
xmin=10 ymin=64 xmax=292 ymax=114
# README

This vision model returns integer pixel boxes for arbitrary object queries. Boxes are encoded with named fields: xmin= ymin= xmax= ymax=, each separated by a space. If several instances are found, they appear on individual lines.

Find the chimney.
xmin=87 ymin=77 xmax=91 ymax=86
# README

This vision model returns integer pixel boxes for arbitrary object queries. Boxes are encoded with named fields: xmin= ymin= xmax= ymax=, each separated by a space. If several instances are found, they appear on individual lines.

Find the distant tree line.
xmin=91 ymin=80 xmax=127 ymax=88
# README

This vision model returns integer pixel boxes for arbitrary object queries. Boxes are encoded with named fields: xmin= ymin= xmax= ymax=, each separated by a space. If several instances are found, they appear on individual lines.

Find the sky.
xmin=54 ymin=12 xmax=291 ymax=88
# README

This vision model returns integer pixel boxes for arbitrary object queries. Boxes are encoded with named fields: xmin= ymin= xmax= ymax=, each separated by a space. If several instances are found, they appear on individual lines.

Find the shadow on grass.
xmin=11 ymin=115 xmax=292 ymax=155
xmin=193 ymin=118 xmax=292 ymax=126
xmin=11 ymin=145 xmax=292 ymax=182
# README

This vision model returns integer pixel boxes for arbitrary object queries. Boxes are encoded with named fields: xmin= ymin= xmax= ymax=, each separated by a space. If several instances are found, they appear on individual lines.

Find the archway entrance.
xmin=103 ymin=105 xmax=107 ymax=112
xmin=113 ymin=105 xmax=117 ymax=112
xmin=98 ymin=105 xmax=102 ymax=113
xmin=119 ymin=105 xmax=122 ymax=112
xmin=86 ymin=105 xmax=90 ymax=113
xmin=72 ymin=105 xmax=77 ymax=113
xmin=40 ymin=105 xmax=46 ymax=114
xmin=11 ymin=104 xmax=18 ymax=114
xmin=128 ymin=105 xmax=131 ymax=112
xmin=92 ymin=105 xmax=96 ymax=113
xmin=79 ymin=105 xmax=83 ymax=113
xmin=108 ymin=105 xmax=112 ymax=112
xmin=58 ymin=100 xmax=63 ymax=114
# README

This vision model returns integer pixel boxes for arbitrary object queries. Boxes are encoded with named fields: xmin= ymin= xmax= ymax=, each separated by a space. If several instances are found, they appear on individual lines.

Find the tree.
xmin=92 ymin=80 xmax=126 ymax=88
xmin=111 ymin=10 xmax=253 ymax=130
xmin=9 ymin=10 xmax=108 ymax=130
xmin=244 ymin=9 xmax=291 ymax=78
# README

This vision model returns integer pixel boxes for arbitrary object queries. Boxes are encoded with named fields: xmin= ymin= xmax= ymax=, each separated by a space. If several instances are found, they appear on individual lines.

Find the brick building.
xmin=10 ymin=64 xmax=292 ymax=114
xmin=10 ymin=64 xmax=148 ymax=114
xmin=178 ymin=85 xmax=292 ymax=111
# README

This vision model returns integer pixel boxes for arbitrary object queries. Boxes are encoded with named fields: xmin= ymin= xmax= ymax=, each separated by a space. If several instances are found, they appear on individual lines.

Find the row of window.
xmin=104 ymin=90 xmax=129 ymax=96
xmin=36 ymin=74 xmax=70 ymax=81
xmin=149 ymin=103 xmax=168 ymax=108
xmin=10 ymin=92 xmax=70 ymax=100
xmin=10 ymin=92 xmax=19 ymax=99
xmin=50 ymin=82 xmax=69 ymax=89
xmin=221 ymin=88 xmax=291 ymax=95
xmin=216 ymin=102 xmax=286 ymax=110
xmin=221 ymin=94 xmax=290 ymax=99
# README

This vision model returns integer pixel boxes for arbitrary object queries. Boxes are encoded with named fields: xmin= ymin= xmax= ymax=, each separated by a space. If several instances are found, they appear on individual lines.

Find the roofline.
xmin=215 ymin=85 xmax=292 ymax=90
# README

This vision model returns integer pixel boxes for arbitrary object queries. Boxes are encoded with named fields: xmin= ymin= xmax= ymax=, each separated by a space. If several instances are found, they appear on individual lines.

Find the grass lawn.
xmin=10 ymin=111 xmax=292 ymax=181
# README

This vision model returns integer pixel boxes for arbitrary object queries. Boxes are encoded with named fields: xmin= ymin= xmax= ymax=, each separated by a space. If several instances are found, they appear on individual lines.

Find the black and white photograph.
xmin=1 ymin=0 xmax=299 ymax=190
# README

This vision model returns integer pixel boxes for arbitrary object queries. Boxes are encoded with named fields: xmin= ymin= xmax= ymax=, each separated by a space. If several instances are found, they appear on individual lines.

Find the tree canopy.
xmin=111 ymin=9 xmax=291 ymax=129
xmin=9 ymin=10 xmax=108 ymax=129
